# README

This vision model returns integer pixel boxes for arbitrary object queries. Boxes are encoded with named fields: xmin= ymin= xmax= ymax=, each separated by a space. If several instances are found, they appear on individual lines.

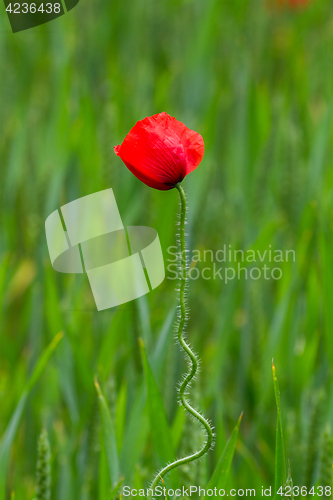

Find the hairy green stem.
xmin=150 ymin=183 xmax=214 ymax=492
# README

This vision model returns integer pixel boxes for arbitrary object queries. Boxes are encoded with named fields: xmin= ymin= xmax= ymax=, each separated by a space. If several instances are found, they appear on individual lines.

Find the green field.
xmin=1 ymin=0 xmax=333 ymax=497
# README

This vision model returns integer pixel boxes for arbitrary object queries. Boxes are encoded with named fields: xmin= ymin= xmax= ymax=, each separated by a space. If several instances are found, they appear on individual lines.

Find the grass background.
xmin=1 ymin=0 xmax=333 ymax=497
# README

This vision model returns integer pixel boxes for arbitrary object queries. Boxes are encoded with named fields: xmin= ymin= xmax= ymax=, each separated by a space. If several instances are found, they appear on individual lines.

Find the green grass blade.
xmin=119 ymin=304 xmax=176 ymax=480
xmin=139 ymin=338 xmax=174 ymax=466
xmin=272 ymin=361 xmax=286 ymax=495
xmin=99 ymin=442 xmax=109 ymax=500
xmin=95 ymin=378 xmax=119 ymax=489
xmin=115 ymin=382 xmax=127 ymax=454
xmin=119 ymin=386 xmax=149 ymax=481
xmin=171 ymin=406 xmax=186 ymax=451
xmin=206 ymin=413 xmax=243 ymax=492
xmin=105 ymin=476 xmax=125 ymax=500
xmin=0 ymin=332 xmax=63 ymax=500
xmin=151 ymin=305 xmax=176 ymax=380
xmin=26 ymin=332 xmax=64 ymax=391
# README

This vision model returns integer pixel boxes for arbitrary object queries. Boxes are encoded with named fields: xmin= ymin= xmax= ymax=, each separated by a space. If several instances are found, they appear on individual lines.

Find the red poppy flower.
xmin=114 ymin=112 xmax=204 ymax=190
xmin=276 ymin=0 xmax=308 ymax=8
xmin=288 ymin=0 xmax=308 ymax=7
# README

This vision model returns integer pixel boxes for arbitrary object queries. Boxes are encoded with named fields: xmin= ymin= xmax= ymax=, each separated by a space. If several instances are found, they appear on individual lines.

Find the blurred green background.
xmin=1 ymin=0 xmax=333 ymax=497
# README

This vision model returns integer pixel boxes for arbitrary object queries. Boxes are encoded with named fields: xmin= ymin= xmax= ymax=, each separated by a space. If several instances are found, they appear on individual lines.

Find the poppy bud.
xmin=114 ymin=112 xmax=204 ymax=190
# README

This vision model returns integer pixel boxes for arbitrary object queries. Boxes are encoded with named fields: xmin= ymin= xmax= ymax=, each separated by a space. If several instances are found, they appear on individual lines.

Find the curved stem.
xmin=150 ymin=183 xmax=214 ymax=492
